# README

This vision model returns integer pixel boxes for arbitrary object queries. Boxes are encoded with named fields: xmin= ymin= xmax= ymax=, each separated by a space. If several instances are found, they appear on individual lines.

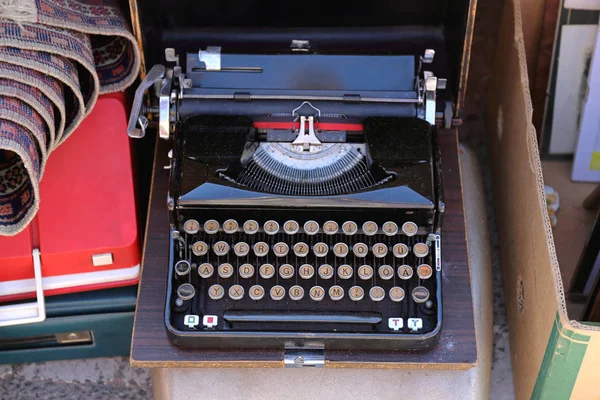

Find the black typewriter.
xmin=128 ymin=38 xmax=449 ymax=351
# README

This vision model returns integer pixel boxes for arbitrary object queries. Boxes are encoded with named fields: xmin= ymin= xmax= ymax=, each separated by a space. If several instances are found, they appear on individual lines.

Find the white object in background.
xmin=565 ymin=0 xmax=600 ymax=10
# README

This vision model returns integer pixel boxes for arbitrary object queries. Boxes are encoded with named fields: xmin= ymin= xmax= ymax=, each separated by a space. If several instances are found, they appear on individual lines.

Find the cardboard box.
xmin=488 ymin=0 xmax=600 ymax=398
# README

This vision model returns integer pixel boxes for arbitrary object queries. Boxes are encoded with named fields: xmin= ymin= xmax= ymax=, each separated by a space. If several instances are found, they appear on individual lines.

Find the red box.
xmin=0 ymin=93 xmax=140 ymax=303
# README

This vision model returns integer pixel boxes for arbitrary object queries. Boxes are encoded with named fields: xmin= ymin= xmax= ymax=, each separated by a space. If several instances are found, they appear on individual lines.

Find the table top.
xmin=130 ymin=128 xmax=477 ymax=369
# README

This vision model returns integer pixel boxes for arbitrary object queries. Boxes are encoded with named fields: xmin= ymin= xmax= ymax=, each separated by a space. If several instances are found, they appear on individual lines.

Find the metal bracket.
xmin=199 ymin=46 xmax=222 ymax=71
xmin=127 ymin=64 xmax=166 ymax=138
xmin=284 ymin=346 xmax=325 ymax=368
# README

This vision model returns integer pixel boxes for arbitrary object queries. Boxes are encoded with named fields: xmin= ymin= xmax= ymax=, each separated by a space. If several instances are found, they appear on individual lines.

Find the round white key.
xmin=333 ymin=242 xmax=349 ymax=258
xmin=318 ymin=264 xmax=334 ymax=279
xmin=402 ymin=221 xmax=418 ymax=236
xmin=259 ymin=263 xmax=276 ymax=279
xmin=417 ymin=264 xmax=433 ymax=280
xmin=323 ymin=221 xmax=339 ymax=235
xmin=289 ymin=285 xmax=304 ymax=300
xmin=413 ymin=243 xmax=429 ymax=258
xmin=310 ymin=286 xmax=326 ymax=301
xmin=239 ymin=263 xmax=255 ymax=279
xmin=218 ymin=263 xmax=234 ymax=278
xmin=254 ymin=241 xmax=269 ymax=257
xmin=353 ymin=243 xmax=368 ymax=258
xmin=349 ymin=286 xmax=364 ymax=301
xmin=279 ymin=264 xmax=295 ymax=279
xmin=398 ymin=265 xmax=413 ymax=280
xmin=283 ymin=220 xmax=300 ymax=235
xmin=234 ymin=242 xmax=250 ymax=257
xmin=213 ymin=241 xmax=230 ymax=256
xmin=229 ymin=285 xmax=244 ymax=300
xmin=389 ymin=286 xmax=405 ymax=302
xmin=223 ymin=219 xmax=239 ymax=234
xmin=177 ymin=283 xmax=195 ymax=300
xmin=329 ymin=285 xmax=344 ymax=301
xmin=198 ymin=263 xmax=214 ymax=278
xmin=378 ymin=265 xmax=394 ymax=280
xmin=313 ymin=242 xmax=329 ymax=258
xmin=175 ymin=260 xmax=191 ymax=276
xmin=270 ymin=285 xmax=286 ymax=300
xmin=204 ymin=219 xmax=220 ymax=234
xmin=192 ymin=241 xmax=209 ymax=256
xmin=338 ymin=264 xmax=353 ymax=279
xmin=243 ymin=220 xmax=259 ymax=235
xmin=372 ymin=243 xmax=388 ymax=258
xmin=298 ymin=264 xmax=315 ymax=279
xmin=273 ymin=242 xmax=289 ymax=257
xmin=369 ymin=286 xmax=385 ymax=302
xmin=264 ymin=220 xmax=280 ymax=235
xmin=382 ymin=221 xmax=398 ymax=236
xmin=304 ymin=220 xmax=319 ymax=235
xmin=342 ymin=221 xmax=358 ymax=236
xmin=249 ymin=285 xmax=265 ymax=300
xmin=412 ymin=286 xmax=430 ymax=303
xmin=208 ymin=284 xmax=224 ymax=300
xmin=362 ymin=221 xmax=378 ymax=236
xmin=293 ymin=242 xmax=309 ymax=257
xmin=393 ymin=243 xmax=409 ymax=258
xmin=183 ymin=219 xmax=200 ymax=234
xmin=357 ymin=265 xmax=374 ymax=280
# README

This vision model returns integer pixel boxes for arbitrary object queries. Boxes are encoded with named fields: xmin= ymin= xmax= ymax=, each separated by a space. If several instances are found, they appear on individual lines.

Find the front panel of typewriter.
xmin=129 ymin=45 xmax=447 ymax=351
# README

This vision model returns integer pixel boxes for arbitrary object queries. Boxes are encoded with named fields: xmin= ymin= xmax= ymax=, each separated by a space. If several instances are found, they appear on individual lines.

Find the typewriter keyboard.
xmin=168 ymin=218 xmax=440 ymax=337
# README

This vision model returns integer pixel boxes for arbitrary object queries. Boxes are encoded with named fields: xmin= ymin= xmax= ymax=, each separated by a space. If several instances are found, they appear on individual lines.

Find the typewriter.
xmin=128 ymin=42 xmax=448 ymax=351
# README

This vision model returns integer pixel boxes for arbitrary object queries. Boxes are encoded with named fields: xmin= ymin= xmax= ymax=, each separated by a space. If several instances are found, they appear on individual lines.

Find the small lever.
xmin=127 ymin=65 xmax=166 ymax=138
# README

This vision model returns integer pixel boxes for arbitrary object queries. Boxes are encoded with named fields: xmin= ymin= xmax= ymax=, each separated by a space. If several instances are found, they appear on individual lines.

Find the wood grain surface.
xmin=130 ymin=128 xmax=477 ymax=369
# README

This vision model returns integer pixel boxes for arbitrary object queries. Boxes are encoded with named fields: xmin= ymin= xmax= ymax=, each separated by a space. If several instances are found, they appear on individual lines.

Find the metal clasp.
xmin=284 ymin=346 xmax=325 ymax=368
xmin=199 ymin=46 xmax=222 ymax=71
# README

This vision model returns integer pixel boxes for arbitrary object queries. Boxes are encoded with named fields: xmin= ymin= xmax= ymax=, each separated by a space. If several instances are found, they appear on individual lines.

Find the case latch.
xmin=284 ymin=345 xmax=325 ymax=368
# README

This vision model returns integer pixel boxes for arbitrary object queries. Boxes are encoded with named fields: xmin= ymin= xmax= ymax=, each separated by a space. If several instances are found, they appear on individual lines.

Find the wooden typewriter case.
xmin=128 ymin=0 xmax=477 ymax=367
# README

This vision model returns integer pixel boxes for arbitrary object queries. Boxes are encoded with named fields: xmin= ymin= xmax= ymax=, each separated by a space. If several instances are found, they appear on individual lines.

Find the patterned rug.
xmin=0 ymin=0 xmax=141 ymax=235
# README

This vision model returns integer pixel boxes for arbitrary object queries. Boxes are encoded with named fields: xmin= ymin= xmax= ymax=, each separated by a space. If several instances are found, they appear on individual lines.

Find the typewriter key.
xmin=229 ymin=285 xmax=245 ymax=300
xmin=299 ymin=264 xmax=315 ymax=279
xmin=372 ymin=243 xmax=388 ymax=258
xmin=313 ymin=242 xmax=329 ymax=258
xmin=304 ymin=220 xmax=319 ymax=235
xmin=192 ymin=241 xmax=209 ymax=256
xmin=175 ymin=260 xmax=191 ymax=276
xmin=413 ymin=243 xmax=429 ymax=258
xmin=393 ymin=243 xmax=409 ymax=258
xmin=249 ymin=285 xmax=265 ymax=300
xmin=259 ymin=263 xmax=275 ymax=279
xmin=208 ymin=284 xmax=224 ymax=300
xmin=318 ymin=264 xmax=334 ymax=279
xmin=213 ymin=241 xmax=230 ymax=257
xmin=398 ymin=265 xmax=414 ymax=280
xmin=234 ymin=242 xmax=250 ymax=257
xmin=329 ymin=285 xmax=344 ymax=301
xmin=412 ymin=286 xmax=430 ymax=303
xmin=417 ymin=264 xmax=433 ymax=280
xmin=223 ymin=219 xmax=239 ymax=234
xmin=349 ymin=286 xmax=365 ymax=301
xmin=243 ymin=220 xmax=259 ymax=235
xmin=218 ymin=263 xmax=234 ymax=279
xmin=183 ymin=219 xmax=200 ymax=235
xmin=342 ymin=221 xmax=358 ymax=236
xmin=358 ymin=265 xmax=374 ymax=280
xmin=402 ymin=221 xmax=418 ymax=236
xmin=177 ymin=283 xmax=195 ymax=301
xmin=353 ymin=243 xmax=368 ymax=258
xmin=198 ymin=263 xmax=214 ymax=279
xmin=283 ymin=220 xmax=299 ymax=235
xmin=383 ymin=221 xmax=399 ymax=236
xmin=204 ymin=220 xmax=220 ymax=234
xmin=273 ymin=242 xmax=289 ymax=257
xmin=378 ymin=265 xmax=394 ymax=280
xmin=362 ymin=221 xmax=378 ymax=236
xmin=389 ymin=286 xmax=406 ymax=302
xmin=369 ymin=286 xmax=385 ymax=302
xmin=323 ymin=221 xmax=339 ymax=235
xmin=270 ymin=285 xmax=286 ymax=300
xmin=309 ymin=286 xmax=325 ymax=301
xmin=239 ymin=263 xmax=255 ymax=279
xmin=333 ymin=243 xmax=349 ymax=258
xmin=294 ymin=242 xmax=309 ymax=257
xmin=338 ymin=264 xmax=353 ymax=279
xmin=253 ymin=242 xmax=269 ymax=257
xmin=289 ymin=285 xmax=305 ymax=300
xmin=279 ymin=264 xmax=295 ymax=279
xmin=264 ymin=220 xmax=280 ymax=235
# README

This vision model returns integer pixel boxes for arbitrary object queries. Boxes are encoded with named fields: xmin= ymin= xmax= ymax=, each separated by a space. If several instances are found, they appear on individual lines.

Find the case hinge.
xmin=284 ymin=346 xmax=325 ymax=368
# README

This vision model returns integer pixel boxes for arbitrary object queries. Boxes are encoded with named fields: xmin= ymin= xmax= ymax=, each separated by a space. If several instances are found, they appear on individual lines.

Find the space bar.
xmin=223 ymin=310 xmax=382 ymax=324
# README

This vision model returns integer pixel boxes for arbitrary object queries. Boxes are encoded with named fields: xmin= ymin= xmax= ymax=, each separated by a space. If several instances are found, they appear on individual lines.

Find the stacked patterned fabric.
xmin=0 ymin=0 xmax=140 ymax=235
